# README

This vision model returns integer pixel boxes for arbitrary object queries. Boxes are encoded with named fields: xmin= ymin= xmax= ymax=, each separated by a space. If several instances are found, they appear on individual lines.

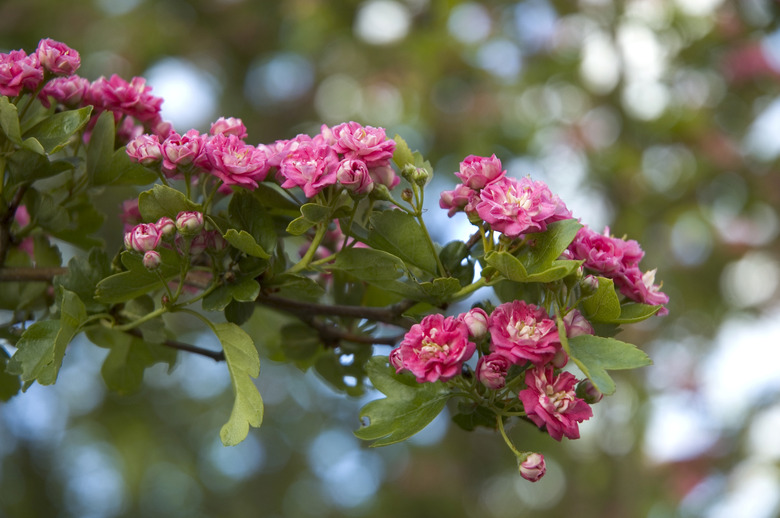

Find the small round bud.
xmin=128 ymin=223 xmax=161 ymax=252
xmin=576 ymin=379 xmax=604 ymax=404
xmin=412 ymin=167 xmax=431 ymax=187
xmin=401 ymin=188 xmax=414 ymax=203
xmin=155 ymin=216 xmax=176 ymax=238
xmin=175 ymin=211 xmax=204 ymax=235
xmin=519 ymin=453 xmax=546 ymax=482
xmin=142 ymin=250 xmax=162 ymax=270
xmin=476 ymin=353 xmax=509 ymax=390
xmin=461 ymin=307 xmax=489 ymax=340
xmin=580 ymin=275 xmax=599 ymax=296
xmin=551 ymin=348 xmax=569 ymax=369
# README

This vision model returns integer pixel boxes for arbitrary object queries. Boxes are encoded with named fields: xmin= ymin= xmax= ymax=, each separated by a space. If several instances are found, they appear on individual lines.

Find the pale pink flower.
xmin=330 ymin=122 xmax=396 ymax=167
xmin=563 ymin=309 xmax=594 ymax=338
xmin=155 ymin=217 xmax=176 ymax=238
xmin=476 ymin=353 xmax=510 ymax=390
xmin=461 ymin=307 xmax=489 ymax=340
xmin=488 ymin=300 xmax=561 ymax=366
xmin=336 ymin=159 xmax=373 ymax=194
xmin=440 ymin=184 xmax=479 ymax=217
xmin=519 ymin=453 xmax=546 ymax=482
xmin=454 ymin=154 xmax=505 ymax=190
xmin=209 ymin=116 xmax=248 ymax=139
xmin=127 ymin=223 xmax=161 ymax=252
xmin=393 ymin=313 xmax=476 ymax=383
xmin=368 ymin=165 xmax=400 ymax=189
xmin=279 ymin=140 xmax=339 ymax=197
xmin=0 ymin=49 xmax=43 ymax=96
xmin=476 ymin=176 xmax=570 ymax=238
xmin=142 ymin=250 xmax=162 ymax=270
xmin=116 ymin=116 xmax=144 ymax=143
xmin=175 ymin=211 xmax=204 ymax=235
xmin=161 ymin=130 xmax=206 ymax=176
xmin=36 ymin=38 xmax=80 ymax=76
xmin=518 ymin=366 xmax=593 ymax=441
xmin=40 ymin=75 xmax=89 ymax=107
xmin=205 ymin=134 xmax=269 ymax=189
xmin=126 ymin=134 xmax=163 ymax=166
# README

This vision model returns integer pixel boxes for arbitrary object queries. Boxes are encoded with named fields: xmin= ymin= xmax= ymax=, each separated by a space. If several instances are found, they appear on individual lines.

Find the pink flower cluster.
xmin=440 ymin=155 xmax=572 ymax=238
xmin=1 ymin=38 xmax=80 ymax=97
xmin=126 ymin=120 xmax=398 ymax=197
xmin=568 ymin=225 xmax=669 ymax=314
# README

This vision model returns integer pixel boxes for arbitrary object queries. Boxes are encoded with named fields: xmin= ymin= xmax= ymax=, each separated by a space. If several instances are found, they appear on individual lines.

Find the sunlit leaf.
xmin=23 ymin=106 xmax=92 ymax=154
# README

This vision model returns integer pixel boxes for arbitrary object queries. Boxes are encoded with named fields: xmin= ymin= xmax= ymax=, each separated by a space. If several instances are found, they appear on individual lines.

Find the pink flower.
xmin=87 ymin=74 xmax=163 ymax=123
xmin=330 ymin=122 xmax=396 ymax=167
xmin=336 ymin=159 xmax=374 ymax=194
xmin=461 ymin=307 xmax=489 ymax=340
xmin=393 ymin=313 xmax=476 ymax=383
xmin=40 ymin=75 xmax=89 ymax=107
xmin=161 ymin=130 xmax=206 ymax=176
xmin=0 ymin=49 xmax=43 ymax=97
xmin=155 ymin=217 xmax=176 ymax=238
xmin=205 ymin=134 xmax=269 ymax=189
xmin=142 ymin=250 xmax=162 ymax=270
xmin=175 ymin=211 xmax=204 ymax=235
xmin=126 ymin=134 xmax=163 ymax=166
xmin=440 ymin=184 xmax=479 ymax=217
xmin=36 ymin=38 xmax=80 ymax=76
xmin=126 ymin=223 xmax=161 ymax=252
xmin=518 ymin=366 xmax=593 ymax=441
xmin=576 ymin=379 xmax=603 ymax=404
xmin=563 ymin=309 xmax=594 ymax=338
xmin=368 ymin=164 xmax=400 ymax=189
xmin=519 ymin=453 xmax=546 ymax=482
xmin=616 ymin=267 xmax=669 ymax=314
xmin=209 ymin=116 xmax=248 ymax=139
xmin=488 ymin=300 xmax=560 ymax=366
xmin=454 ymin=154 xmax=505 ymax=190
xmin=476 ymin=353 xmax=510 ymax=389
xmin=476 ymin=176 xmax=570 ymax=238
xmin=568 ymin=226 xmax=643 ymax=276
xmin=279 ymin=140 xmax=339 ymax=198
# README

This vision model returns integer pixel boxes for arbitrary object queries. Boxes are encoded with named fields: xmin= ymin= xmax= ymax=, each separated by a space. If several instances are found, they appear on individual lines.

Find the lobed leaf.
xmin=581 ymin=276 xmax=622 ymax=323
xmin=367 ymin=210 xmax=438 ymax=275
xmin=95 ymin=249 xmax=182 ymax=304
xmin=138 ymin=184 xmax=201 ymax=222
xmin=23 ymin=106 xmax=92 ymax=154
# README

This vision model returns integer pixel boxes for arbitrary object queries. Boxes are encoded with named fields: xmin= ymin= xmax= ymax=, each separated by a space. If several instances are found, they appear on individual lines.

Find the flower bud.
xmin=550 ymin=348 xmax=569 ymax=369
xmin=128 ymin=223 xmax=161 ymax=252
xmin=563 ymin=309 xmax=594 ymax=338
xmin=461 ymin=307 xmax=489 ymax=340
xmin=476 ymin=353 xmax=509 ymax=390
xmin=155 ymin=217 xmax=176 ymax=238
xmin=580 ymin=274 xmax=599 ymax=296
xmin=175 ymin=211 xmax=204 ymax=235
xmin=36 ymin=38 xmax=80 ymax=76
xmin=401 ymin=188 xmax=414 ymax=203
xmin=126 ymin=134 xmax=163 ymax=166
xmin=389 ymin=348 xmax=404 ymax=372
xmin=142 ymin=250 xmax=162 ymax=270
xmin=518 ymin=453 xmax=546 ymax=482
xmin=576 ymin=379 xmax=604 ymax=404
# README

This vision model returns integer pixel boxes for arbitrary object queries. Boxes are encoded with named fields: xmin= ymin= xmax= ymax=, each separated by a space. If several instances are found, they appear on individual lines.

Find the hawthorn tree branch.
xmin=257 ymin=294 xmax=417 ymax=329
xmin=0 ymin=266 xmax=68 ymax=282
xmin=125 ymin=328 xmax=226 ymax=362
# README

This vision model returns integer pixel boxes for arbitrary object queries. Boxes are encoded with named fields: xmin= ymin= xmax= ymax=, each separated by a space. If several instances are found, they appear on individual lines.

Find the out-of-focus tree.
xmin=2 ymin=1 xmax=780 ymax=517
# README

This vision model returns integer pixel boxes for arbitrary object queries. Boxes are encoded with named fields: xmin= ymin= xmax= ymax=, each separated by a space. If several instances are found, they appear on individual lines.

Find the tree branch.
xmin=125 ymin=328 xmax=225 ymax=362
xmin=257 ymin=294 xmax=417 ymax=329
xmin=0 ymin=266 xmax=68 ymax=282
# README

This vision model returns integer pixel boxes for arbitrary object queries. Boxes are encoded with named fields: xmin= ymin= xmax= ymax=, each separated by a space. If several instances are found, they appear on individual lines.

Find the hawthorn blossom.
xmin=161 ymin=130 xmax=206 ymax=176
xmin=330 ymin=122 xmax=396 ymax=168
xmin=40 ymin=75 xmax=89 ymax=107
xmin=519 ymin=453 xmax=546 ymax=482
xmin=336 ymin=159 xmax=373 ymax=194
xmin=518 ymin=366 xmax=593 ymax=441
xmin=392 ymin=313 xmax=476 ymax=383
xmin=367 ymin=164 xmax=400 ymax=189
xmin=86 ymin=74 xmax=163 ymax=124
xmin=36 ymin=38 xmax=80 ymax=76
xmin=454 ymin=154 xmax=505 ymax=190
xmin=476 ymin=353 xmax=510 ymax=390
xmin=126 ymin=223 xmax=161 ymax=252
xmin=205 ymin=134 xmax=269 ymax=189
xmin=440 ymin=184 xmax=479 ymax=217
xmin=278 ymin=140 xmax=339 ymax=197
xmin=476 ymin=176 xmax=571 ymax=238
xmin=209 ymin=116 xmax=248 ymax=139
xmin=120 ymin=199 xmax=143 ymax=232
xmin=488 ymin=300 xmax=560 ymax=366
xmin=142 ymin=250 xmax=161 ymax=270
xmin=0 ymin=49 xmax=43 ymax=97
xmin=126 ymin=134 xmax=163 ymax=166
xmin=563 ymin=309 xmax=594 ymax=338
xmin=617 ymin=267 xmax=669 ymax=315
xmin=461 ymin=307 xmax=489 ymax=340
xmin=175 ymin=211 xmax=204 ymax=235
xmin=155 ymin=217 xmax=175 ymax=238
xmin=568 ymin=225 xmax=643 ymax=276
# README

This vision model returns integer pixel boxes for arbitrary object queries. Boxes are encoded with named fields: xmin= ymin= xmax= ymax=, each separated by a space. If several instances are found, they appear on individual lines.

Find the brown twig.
xmin=0 ymin=266 xmax=68 ymax=282
xmin=257 ymin=294 xmax=417 ymax=329
xmin=125 ymin=328 xmax=225 ymax=362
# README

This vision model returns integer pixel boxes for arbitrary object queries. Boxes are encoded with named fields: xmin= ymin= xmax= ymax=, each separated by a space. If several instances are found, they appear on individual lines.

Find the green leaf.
xmin=614 ymin=303 xmax=662 ymax=324
xmin=329 ymin=248 xmax=406 ymax=281
xmin=225 ymin=300 xmax=255 ymax=326
xmin=565 ymin=334 xmax=652 ymax=395
xmin=6 ymin=148 xmax=73 ymax=185
xmin=217 ymin=322 xmax=264 ymax=446
xmin=138 ymin=184 xmax=200 ymax=222
xmin=86 ymin=110 xmax=115 ymax=184
xmin=54 ymin=248 xmax=112 ymax=313
xmin=23 ymin=106 xmax=92 ymax=154
xmin=516 ymin=219 xmax=582 ymax=271
xmin=355 ymin=356 xmax=451 ymax=447
xmin=87 ymin=327 xmax=177 ymax=394
xmin=440 ymin=240 xmax=474 ymax=286
xmin=285 ymin=203 xmax=331 ymax=236
xmin=228 ymin=191 xmax=277 ymax=256
xmin=202 ymin=276 xmax=260 ymax=311
xmin=0 ymin=95 xmax=22 ymax=144
xmin=581 ymin=277 xmax=622 ymax=323
xmin=415 ymin=277 xmax=462 ymax=304
xmin=95 ymin=249 xmax=182 ymax=304
xmin=280 ymin=323 xmax=322 ymax=363
xmin=392 ymin=134 xmax=415 ymax=168
xmin=367 ymin=210 xmax=438 ymax=275
xmin=223 ymin=229 xmax=270 ymax=259
xmin=485 ymin=251 xmax=581 ymax=283
xmin=0 ymin=351 xmax=21 ymax=401
xmin=451 ymin=402 xmax=497 ymax=431
xmin=6 ymin=289 xmax=87 ymax=389
xmin=100 ymin=147 xmax=158 ymax=185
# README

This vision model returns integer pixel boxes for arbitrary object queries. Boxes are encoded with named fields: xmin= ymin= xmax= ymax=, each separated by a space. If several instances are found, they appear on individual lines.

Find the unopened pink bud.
xmin=126 ymin=134 xmax=163 ymax=165
xmin=519 ymin=453 xmax=546 ymax=482
xmin=476 ymin=353 xmax=509 ymax=390
xmin=551 ymin=348 xmax=568 ymax=369
xmin=576 ymin=379 xmax=603 ymax=404
xmin=128 ymin=223 xmax=161 ymax=252
xmin=175 ymin=211 xmax=204 ymax=235
xmin=389 ymin=348 xmax=404 ymax=372
xmin=563 ymin=309 xmax=594 ymax=338
xmin=142 ymin=250 xmax=162 ymax=270
xmin=155 ymin=217 xmax=176 ymax=238
xmin=461 ymin=307 xmax=489 ymax=339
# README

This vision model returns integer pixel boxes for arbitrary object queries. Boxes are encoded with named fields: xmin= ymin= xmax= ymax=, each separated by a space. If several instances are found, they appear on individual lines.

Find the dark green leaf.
xmin=225 ymin=300 xmax=255 ymax=326
xmin=452 ymin=402 xmax=496 ymax=431
xmin=355 ymin=356 xmax=451 ymax=447
xmin=217 ymin=322 xmax=264 ymax=446
xmin=280 ymin=323 xmax=322 ymax=363
xmin=95 ymin=249 xmax=182 ymax=304
xmin=6 ymin=148 xmax=73 ymax=185
xmin=228 ymin=191 xmax=277 ymax=255
xmin=86 ymin=110 xmax=115 ymax=184
xmin=581 ymin=276 xmax=622 ymax=323
xmin=23 ymin=106 xmax=92 ymax=154
xmin=99 ymin=148 xmax=158 ymax=185
xmin=565 ymin=333 xmax=652 ymax=395
xmin=367 ymin=210 xmax=438 ymax=275
xmin=0 ymin=95 xmax=22 ymax=144
xmin=138 ymin=184 xmax=201 ymax=222
xmin=54 ymin=248 xmax=112 ymax=313
xmin=0 ymin=351 xmax=21 ymax=401
xmin=614 ymin=303 xmax=662 ymax=324
xmin=202 ymin=276 xmax=260 ymax=311
xmin=223 ymin=229 xmax=270 ymax=258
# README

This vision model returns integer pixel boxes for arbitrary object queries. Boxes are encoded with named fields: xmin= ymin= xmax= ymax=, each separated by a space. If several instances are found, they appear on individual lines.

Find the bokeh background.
xmin=2 ymin=0 xmax=780 ymax=516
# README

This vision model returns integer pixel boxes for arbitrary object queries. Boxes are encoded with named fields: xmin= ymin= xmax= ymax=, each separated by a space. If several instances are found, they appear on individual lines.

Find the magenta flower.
xmin=367 ymin=164 xmax=400 ymax=189
xmin=126 ymin=223 xmax=161 ymax=253
xmin=330 ymin=122 xmax=396 ymax=167
xmin=36 ymin=38 xmax=80 ymax=76
xmin=279 ymin=140 xmax=339 ymax=198
xmin=40 ymin=75 xmax=90 ymax=108
xmin=568 ymin=226 xmax=643 ymax=276
xmin=126 ymin=134 xmax=163 ymax=166
xmin=616 ymin=267 xmax=669 ymax=314
xmin=488 ymin=300 xmax=560 ymax=366
xmin=518 ymin=366 xmax=593 ymax=441
xmin=209 ymin=116 xmax=248 ymax=139
xmin=476 ymin=353 xmax=510 ymax=390
xmin=87 ymin=74 xmax=163 ymax=123
xmin=440 ymin=184 xmax=479 ymax=218
xmin=205 ymin=134 xmax=269 ymax=189
xmin=476 ymin=176 xmax=571 ymax=238
xmin=519 ymin=453 xmax=546 ymax=482
xmin=161 ymin=130 xmax=206 ymax=176
xmin=454 ymin=154 xmax=505 ymax=190
xmin=0 ymin=49 xmax=43 ymax=97
xmin=392 ymin=313 xmax=476 ymax=383
xmin=336 ymin=159 xmax=374 ymax=194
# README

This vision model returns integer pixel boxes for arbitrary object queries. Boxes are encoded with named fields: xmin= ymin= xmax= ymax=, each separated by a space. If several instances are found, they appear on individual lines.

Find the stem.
xmin=451 ymin=276 xmax=489 ymax=301
xmin=497 ymin=415 xmax=523 ymax=457
xmin=124 ymin=328 xmax=225 ymax=362
xmin=0 ymin=266 xmax=68 ymax=281
xmin=112 ymin=306 xmax=168 ymax=332
xmin=257 ymin=294 xmax=416 ymax=329
xmin=286 ymin=223 xmax=328 ymax=274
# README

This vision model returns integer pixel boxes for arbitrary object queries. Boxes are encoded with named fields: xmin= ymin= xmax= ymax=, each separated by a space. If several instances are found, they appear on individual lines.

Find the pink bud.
xmin=550 ymin=348 xmax=569 ymax=369
xmin=519 ymin=453 xmax=546 ymax=482
xmin=337 ymin=159 xmax=374 ymax=194
xmin=389 ymin=348 xmax=404 ymax=372
xmin=563 ymin=309 xmax=594 ymax=338
xmin=142 ymin=250 xmax=162 ymax=270
xmin=126 ymin=134 xmax=163 ymax=165
xmin=576 ymin=379 xmax=603 ymax=404
xmin=175 ymin=211 xmax=204 ymax=235
xmin=461 ymin=307 xmax=489 ymax=339
xmin=128 ymin=223 xmax=161 ymax=252
xmin=476 ymin=353 xmax=509 ymax=390
xmin=155 ymin=217 xmax=176 ymax=238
